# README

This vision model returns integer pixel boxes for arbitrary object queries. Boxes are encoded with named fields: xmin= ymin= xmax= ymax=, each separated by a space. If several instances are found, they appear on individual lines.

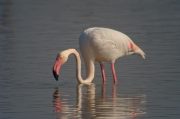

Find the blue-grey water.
xmin=0 ymin=0 xmax=180 ymax=119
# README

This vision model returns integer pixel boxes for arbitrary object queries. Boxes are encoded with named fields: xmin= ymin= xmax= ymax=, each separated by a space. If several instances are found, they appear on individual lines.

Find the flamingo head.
xmin=52 ymin=51 xmax=69 ymax=81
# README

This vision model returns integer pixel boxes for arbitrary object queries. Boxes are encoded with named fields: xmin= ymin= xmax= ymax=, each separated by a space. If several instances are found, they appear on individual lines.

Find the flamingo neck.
xmin=69 ymin=49 xmax=94 ymax=84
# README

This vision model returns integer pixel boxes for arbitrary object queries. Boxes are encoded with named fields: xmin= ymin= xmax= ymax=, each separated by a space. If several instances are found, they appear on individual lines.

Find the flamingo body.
xmin=53 ymin=27 xmax=145 ymax=84
xmin=79 ymin=27 xmax=137 ymax=63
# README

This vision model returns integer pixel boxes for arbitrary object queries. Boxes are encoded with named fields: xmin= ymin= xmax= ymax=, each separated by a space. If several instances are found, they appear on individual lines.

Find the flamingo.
xmin=52 ymin=27 xmax=145 ymax=84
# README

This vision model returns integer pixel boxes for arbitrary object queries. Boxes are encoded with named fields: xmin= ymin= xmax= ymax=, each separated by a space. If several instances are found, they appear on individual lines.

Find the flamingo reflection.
xmin=53 ymin=84 xmax=146 ymax=118
xmin=53 ymin=88 xmax=62 ymax=113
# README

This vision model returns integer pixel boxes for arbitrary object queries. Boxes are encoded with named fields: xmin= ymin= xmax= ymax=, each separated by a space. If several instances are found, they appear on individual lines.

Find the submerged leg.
xmin=111 ymin=63 xmax=117 ymax=84
xmin=100 ymin=63 xmax=106 ymax=84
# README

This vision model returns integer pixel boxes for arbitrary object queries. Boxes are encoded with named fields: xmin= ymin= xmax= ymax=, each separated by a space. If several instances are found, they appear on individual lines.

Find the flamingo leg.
xmin=111 ymin=63 xmax=117 ymax=84
xmin=112 ymin=84 xmax=116 ymax=98
xmin=100 ymin=63 xmax=106 ymax=84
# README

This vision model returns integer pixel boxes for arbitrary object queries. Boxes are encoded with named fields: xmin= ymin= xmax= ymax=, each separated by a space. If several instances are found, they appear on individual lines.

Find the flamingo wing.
xmin=87 ymin=28 xmax=131 ymax=62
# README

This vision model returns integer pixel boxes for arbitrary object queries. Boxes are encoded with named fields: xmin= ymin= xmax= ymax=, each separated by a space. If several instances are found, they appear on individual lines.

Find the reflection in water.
xmin=96 ymin=85 xmax=146 ymax=118
xmin=53 ymin=84 xmax=146 ymax=119
xmin=53 ymin=89 xmax=62 ymax=113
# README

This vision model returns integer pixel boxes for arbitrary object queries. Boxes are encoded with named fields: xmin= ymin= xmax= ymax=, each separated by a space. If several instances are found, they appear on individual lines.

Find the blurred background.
xmin=0 ymin=0 xmax=180 ymax=119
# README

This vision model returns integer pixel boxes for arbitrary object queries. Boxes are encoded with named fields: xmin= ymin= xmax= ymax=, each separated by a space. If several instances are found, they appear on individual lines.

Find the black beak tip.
xmin=53 ymin=70 xmax=59 ymax=81
xmin=55 ymin=75 xmax=59 ymax=81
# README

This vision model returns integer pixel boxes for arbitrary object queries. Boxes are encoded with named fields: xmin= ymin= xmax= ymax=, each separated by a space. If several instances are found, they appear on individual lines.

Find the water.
xmin=0 ymin=0 xmax=180 ymax=118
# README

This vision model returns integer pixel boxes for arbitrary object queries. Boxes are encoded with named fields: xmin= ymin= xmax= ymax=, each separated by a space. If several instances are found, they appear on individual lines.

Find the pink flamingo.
xmin=52 ymin=27 xmax=145 ymax=84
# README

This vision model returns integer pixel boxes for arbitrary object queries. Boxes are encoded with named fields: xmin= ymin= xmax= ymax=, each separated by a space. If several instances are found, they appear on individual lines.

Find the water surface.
xmin=0 ymin=0 xmax=180 ymax=119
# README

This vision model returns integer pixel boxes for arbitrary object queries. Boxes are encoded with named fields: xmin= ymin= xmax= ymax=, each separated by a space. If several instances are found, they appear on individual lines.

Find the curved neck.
xmin=69 ymin=49 xmax=94 ymax=84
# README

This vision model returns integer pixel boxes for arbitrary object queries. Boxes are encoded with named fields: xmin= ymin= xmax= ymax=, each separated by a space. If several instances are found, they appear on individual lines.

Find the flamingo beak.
xmin=52 ymin=58 xmax=62 ymax=81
